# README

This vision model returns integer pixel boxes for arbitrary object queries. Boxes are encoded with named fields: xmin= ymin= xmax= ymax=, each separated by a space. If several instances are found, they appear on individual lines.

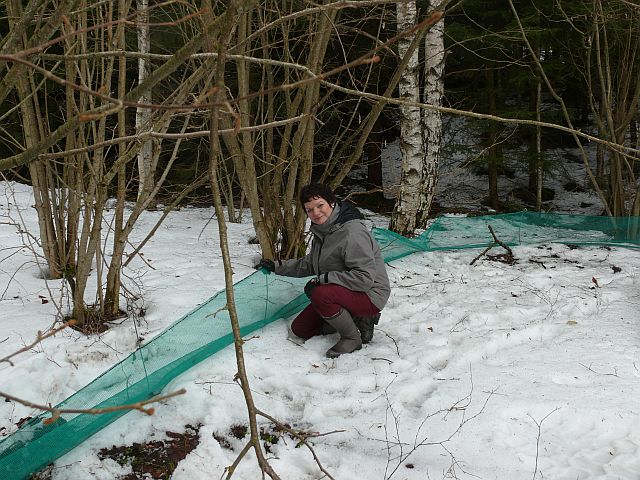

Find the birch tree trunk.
xmin=136 ymin=0 xmax=155 ymax=201
xmin=390 ymin=0 xmax=424 ymax=236
xmin=418 ymin=10 xmax=444 ymax=227
xmin=391 ymin=3 xmax=444 ymax=235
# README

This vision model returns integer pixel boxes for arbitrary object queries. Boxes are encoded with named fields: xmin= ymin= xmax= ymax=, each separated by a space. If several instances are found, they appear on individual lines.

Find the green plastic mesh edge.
xmin=1 ymin=211 xmax=639 ymax=479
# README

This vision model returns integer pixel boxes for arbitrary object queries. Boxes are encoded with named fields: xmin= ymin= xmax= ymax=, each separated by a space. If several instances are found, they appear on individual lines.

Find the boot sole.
xmin=326 ymin=344 xmax=362 ymax=358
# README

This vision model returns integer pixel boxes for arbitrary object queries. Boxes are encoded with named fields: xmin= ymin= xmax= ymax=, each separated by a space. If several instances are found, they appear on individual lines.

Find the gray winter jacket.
xmin=275 ymin=202 xmax=391 ymax=311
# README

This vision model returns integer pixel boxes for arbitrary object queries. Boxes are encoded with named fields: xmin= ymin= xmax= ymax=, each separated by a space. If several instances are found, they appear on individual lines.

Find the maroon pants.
xmin=291 ymin=283 xmax=380 ymax=339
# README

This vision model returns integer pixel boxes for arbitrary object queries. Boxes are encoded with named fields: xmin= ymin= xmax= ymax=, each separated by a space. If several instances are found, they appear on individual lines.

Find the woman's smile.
xmin=304 ymin=197 xmax=334 ymax=224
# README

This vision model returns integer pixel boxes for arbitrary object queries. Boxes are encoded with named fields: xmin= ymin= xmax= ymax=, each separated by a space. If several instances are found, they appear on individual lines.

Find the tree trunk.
xmin=341 ymin=10 xmax=443 ymax=236
xmin=105 ymin=0 xmax=130 ymax=318
xmin=535 ymin=79 xmax=543 ymax=211
xmin=286 ymin=1 xmax=337 ymax=257
xmin=417 ymin=8 xmax=444 ymax=226
xmin=366 ymin=118 xmax=383 ymax=190
xmin=219 ymin=6 xmax=276 ymax=259
xmin=206 ymin=4 xmax=281 ymax=477
xmin=486 ymin=67 xmax=500 ymax=210
xmin=136 ymin=0 xmax=156 ymax=202
xmin=589 ymin=0 xmax=640 ymax=215
xmin=7 ymin=0 xmax=63 ymax=278
xmin=528 ymin=36 xmax=543 ymax=205
xmin=390 ymin=0 xmax=423 ymax=236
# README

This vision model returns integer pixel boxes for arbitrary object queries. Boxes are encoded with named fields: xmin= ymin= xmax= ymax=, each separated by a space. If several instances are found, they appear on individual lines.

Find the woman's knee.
xmin=309 ymin=285 xmax=343 ymax=318
xmin=309 ymin=284 xmax=336 ymax=306
xmin=291 ymin=316 xmax=320 ymax=338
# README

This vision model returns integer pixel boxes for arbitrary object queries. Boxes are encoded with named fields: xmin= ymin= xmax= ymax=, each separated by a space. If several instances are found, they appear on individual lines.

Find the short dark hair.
xmin=299 ymin=183 xmax=337 ymax=206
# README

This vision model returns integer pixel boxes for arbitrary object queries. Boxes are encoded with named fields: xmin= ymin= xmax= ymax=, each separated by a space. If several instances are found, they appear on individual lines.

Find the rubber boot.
xmin=324 ymin=309 xmax=362 ymax=358
xmin=320 ymin=322 xmax=337 ymax=335
xmin=353 ymin=313 xmax=381 ymax=344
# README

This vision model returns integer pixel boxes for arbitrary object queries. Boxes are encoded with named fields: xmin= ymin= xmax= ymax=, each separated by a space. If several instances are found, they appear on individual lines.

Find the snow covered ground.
xmin=1 ymin=177 xmax=639 ymax=480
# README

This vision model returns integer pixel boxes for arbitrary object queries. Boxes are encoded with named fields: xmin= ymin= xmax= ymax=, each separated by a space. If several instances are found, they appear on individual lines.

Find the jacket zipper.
xmin=314 ymin=235 xmax=324 ymax=281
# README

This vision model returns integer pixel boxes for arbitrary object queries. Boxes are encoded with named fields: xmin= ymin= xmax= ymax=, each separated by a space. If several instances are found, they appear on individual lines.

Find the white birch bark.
xmin=417 ymin=11 xmax=444 ymax=226
xmin=390 ymin=0 xmax=424 ymax=235
xmin=136 ymin=0 xmax=154 ymax=200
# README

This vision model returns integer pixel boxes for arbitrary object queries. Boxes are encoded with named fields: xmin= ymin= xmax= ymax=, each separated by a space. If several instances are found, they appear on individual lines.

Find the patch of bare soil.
xmin=486 ymin=252 xmax=516 ymax=265
xmin=213 ymin=423 xmax=297 ymax=454
xmin=67 ymin=307 xmax=128 ymax=335
xmin=97 ymin=424 xmax=201 ymax=479
xmin=29 ymin=466 xmax=53 ymax=480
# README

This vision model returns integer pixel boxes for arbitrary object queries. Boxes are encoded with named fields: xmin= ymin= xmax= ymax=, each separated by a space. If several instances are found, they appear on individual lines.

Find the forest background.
xmin=1 ymin=0 xmax=639 ymax=328
xmin=0 ymin=1 xmax=639 ymax=478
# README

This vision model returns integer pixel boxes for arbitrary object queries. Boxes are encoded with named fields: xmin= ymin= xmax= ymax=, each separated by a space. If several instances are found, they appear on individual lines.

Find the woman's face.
xmin=304 ymin=196 xmax=334 ymax=225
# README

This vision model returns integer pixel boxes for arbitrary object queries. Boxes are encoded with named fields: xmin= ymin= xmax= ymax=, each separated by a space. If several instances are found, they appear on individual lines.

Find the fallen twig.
xmin=579 ymin=362 xmax=620 ymax=378
xmin=528 ymin=407 xmax=560 ymax=480
xmin=379 ymin=330 xmax=400 ymax=356
xmin=470 ymin=224 xmax=514 ymax=265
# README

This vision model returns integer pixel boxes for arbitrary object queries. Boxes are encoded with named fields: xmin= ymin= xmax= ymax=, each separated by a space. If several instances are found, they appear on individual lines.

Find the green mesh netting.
xmin=374 ymin=211 xmax=640 ymax=262
xmin=1 ymin=212 xmax=639 ymax=479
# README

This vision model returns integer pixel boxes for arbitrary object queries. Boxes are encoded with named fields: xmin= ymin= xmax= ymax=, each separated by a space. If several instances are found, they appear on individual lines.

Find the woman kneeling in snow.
xmin=258 ymin=183 xmax=390 ymax=358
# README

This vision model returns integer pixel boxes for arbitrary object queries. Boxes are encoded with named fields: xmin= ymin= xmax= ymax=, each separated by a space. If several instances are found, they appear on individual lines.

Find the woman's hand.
xmin=304 ymin=278 xmax=319 ymax=298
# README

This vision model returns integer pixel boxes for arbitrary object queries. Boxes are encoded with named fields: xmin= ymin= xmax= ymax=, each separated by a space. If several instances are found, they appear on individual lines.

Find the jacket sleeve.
xmin=275 ymin=253 xmax=315 ymax=278
xmin=320 ymin=223 xmax=376 ymax=291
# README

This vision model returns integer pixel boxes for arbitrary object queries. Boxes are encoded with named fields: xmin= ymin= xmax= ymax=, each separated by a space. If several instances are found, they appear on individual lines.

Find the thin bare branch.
xmin=0 ymin=320 xmax=76 ymax=367
xmin=319 ymin=78 xmax=640 ymax=159
xmin=8 ymin=2 xmax=206 ymax=60
xmin=37 ymin=114 xmax=310 ymax=160
xmin=224 ymin=440 xmax=253 ymax=480
xmin=0 ymin=388 xmax=187 ymax=425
